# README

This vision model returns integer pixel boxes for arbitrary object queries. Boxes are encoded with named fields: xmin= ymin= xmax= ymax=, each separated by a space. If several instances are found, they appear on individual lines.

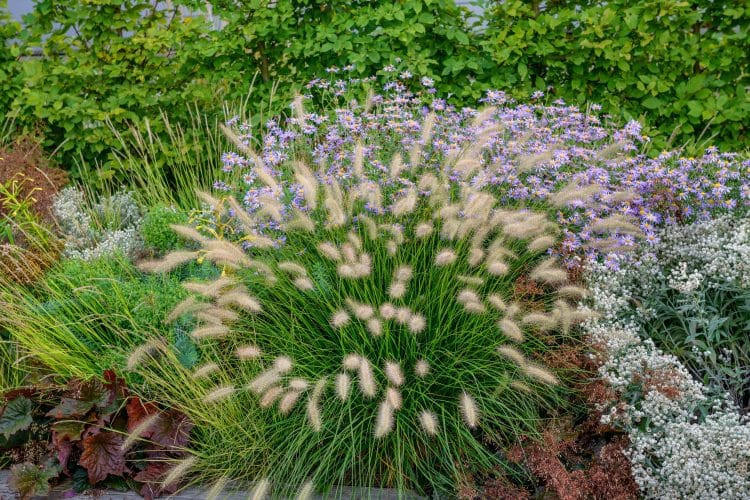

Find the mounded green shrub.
xmin=141 ymin=205 xmax=190 ymax=254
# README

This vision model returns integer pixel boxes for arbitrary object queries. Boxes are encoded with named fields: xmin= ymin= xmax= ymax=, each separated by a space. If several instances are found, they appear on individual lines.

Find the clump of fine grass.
xmin=132 ymin=108 xmax=613 ymax=496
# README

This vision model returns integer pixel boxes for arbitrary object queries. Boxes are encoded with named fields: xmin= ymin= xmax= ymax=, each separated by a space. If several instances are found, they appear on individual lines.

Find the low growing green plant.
xmin=141 ymin=205 xmax=190 ymax=254
xmin=134 ymin=117 xmax=593 ymax=495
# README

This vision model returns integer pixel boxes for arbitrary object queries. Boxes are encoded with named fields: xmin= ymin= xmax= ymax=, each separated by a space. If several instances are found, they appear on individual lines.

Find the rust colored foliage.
xmin=0 ymin=136 xmax=67 ymax=221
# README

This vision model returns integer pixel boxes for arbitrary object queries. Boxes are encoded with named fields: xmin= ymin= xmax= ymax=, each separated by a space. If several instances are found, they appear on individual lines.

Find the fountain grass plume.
xmin=132 ymin=110 xmax=602 ymax=496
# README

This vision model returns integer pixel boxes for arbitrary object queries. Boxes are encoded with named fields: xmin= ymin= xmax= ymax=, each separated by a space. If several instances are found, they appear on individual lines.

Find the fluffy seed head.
xmin=249 ymin=478 xmax=270 ymax=500
xmin=341 ymin=242 xmax=357 ymax=263
xmin=498 ymin=319 xmax=524 ymax=342
xmin=274 ymin=356 xmax=293 ymax=373
xmin=388 ymin=281 xmax=407 ymax=299
xmin=415 ymin=359 xmax=431 ymax=378
xmin=528 ymin=235 xmax=557 ymax=252
xmin=379 ymin=303 xmax=396 ymax=319
xmin=468 ymin=248 xmax=484 ymax=267
xmin=335 ymin=372 xmax=351 ymax=401
xmin=293 ymin=277 xmax=314 ymax=291
xmin=366 ymin=317 xmax=382 ymax=337
xmin=162 ymin=456 xmax=197 ymax=488
xmin=297 ymin=480 xmax=315 ymax=500
xmin=374 ymin=400 xmax=395 ymax=438
xmin=358 ymin=358 xmax=377 ymax=398
xmin=260 ymin=386 xmax=284 ymax=408
xmin=121 ymin=413 xmax=159 ymax=452
xmin=331 ymin=310 xmax=351 ymax=328
xmin=384 ymin=361 xmax=404 ymax=386
xmin=306 ymin=377 xmax=327 ymax=432
xmin=457 ymin=288 xmax=480 ymax=304
xmin=419 ymin=410 xmax=439 ymax=436
xmin=486 ymin=260 xmax=509 ymax=276
xmin=318 ymin=242 xmax=341 ymax=261
xmin=395 ymin=265 xmax=413 ymax=282
xmin=523 ymin=363 xmax=559 ymax=385
xmin=407 ymin=313 xmax=426 ymax=334
xmin=126 ymin=339 xmax=161 ymax=371
xmin=193 ymin=362 xmax=220 ymax=379
xmin=395 ymin=307 xmax=412 ymax=324
xmin=463 ymin=301 xmax=486 ymax=314
xmin=278 ymin=261 xmax=308 ymax=276
xmin=289 ymin=378 xmax=309 ymax=391
xmin=279 ymin=390 xmax=303 ymax=415
xmin=386 ymin=387 xmax=402 ymax=410
xmin=248 ymin=370 xmax=282 ymax=394
xmin=460 ymin=392 xmax=479 ymax=428
xmin=457 ymin=275 xmax=484 ymax=287
xmin=487 ymin=294 xmax=507 ymax=311
xmin=347 ymin=299 xmax=374 ymax=320
xmin=435 ymin=249 xmax=457 ymax=266
xmin=496 ymin=345 xmax=526 ymax=366
xmin=236 ymin=344 xmax=262 ymax=360
xmin=415 ymin=222 xmax=434 ymax=238
xmin=203 ymin=385 xmax=235 ymax=404
xmin=191 ymin=324 xmax=230 ymax=340
xmin=342 ymin=354 xmax=361 ymax=370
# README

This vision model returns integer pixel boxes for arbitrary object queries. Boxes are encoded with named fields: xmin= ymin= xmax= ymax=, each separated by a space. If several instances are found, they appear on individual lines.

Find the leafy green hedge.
xmin=0 ymin=0 xmax=747 ymax=175
xmin=481 ymin=0 xmax=749 ymax=150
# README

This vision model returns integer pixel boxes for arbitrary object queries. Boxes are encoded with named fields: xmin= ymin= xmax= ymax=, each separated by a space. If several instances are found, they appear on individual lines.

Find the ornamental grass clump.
xmin=134 ymin=111 xmax=599 ymax=495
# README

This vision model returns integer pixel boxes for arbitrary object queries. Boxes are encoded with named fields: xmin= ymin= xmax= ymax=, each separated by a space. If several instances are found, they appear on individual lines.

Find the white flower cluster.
xmin=659 ymin=215 xmax=750 ymax=288
xmin=52 ymin=187 xmax=143 ymax=261
xmin=584 ymin=216 xmax=750 ymax=497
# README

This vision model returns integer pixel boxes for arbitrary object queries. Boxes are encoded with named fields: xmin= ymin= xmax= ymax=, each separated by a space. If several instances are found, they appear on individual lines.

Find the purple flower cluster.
xmin=217 ymin=71 xmax=749 ymax=267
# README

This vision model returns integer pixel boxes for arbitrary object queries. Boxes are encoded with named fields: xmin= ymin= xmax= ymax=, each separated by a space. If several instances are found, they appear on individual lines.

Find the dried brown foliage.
xmin=0 ymin=137 xmax=67 ymax=221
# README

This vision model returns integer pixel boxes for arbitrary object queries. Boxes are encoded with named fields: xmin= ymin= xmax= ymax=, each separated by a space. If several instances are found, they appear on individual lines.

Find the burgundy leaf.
xmin=79 ymin=431 xmax=126 ymax=484
xmin=126 ymin=397 xmax=159 ymax=434
xmin=149 ymin=410 xmax=193 ymax=449
xmin=134 ymin=462 xmax=179 ymax=500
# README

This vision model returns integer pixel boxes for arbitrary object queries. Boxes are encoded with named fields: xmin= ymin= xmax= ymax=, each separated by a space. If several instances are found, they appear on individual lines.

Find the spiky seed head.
xmin=435 ymin=249 xmax=457 ymax=266
xmin=415 ymin=359 xmax=431 ymax=378
xmin=457 ymin=275 xmax=484 ymax=287
xmin=459 ymin=392 xmax=479 ymax=428
xmin=505 ymin=302 xmax=521 ymax=318
xmin=293 ymin=277 xmax=314 ymax=291
xmin=385 ymin=240 xmax=398 ymax=256
xmin=358 ymin=358 xmax=377 ymax=398
xmin=391 ymin=188 xmax=418 ymax=217
xmin=407 ymin=313 xmax=426 ymax=334
xmin=278 ymin=261 xmax=308 ymax=276
xmin=248 ymin=370 xmax=282 ymax=394
xmin=346 ymin=299 xmax=374 ymax=320
xmin=390 ymin=153 xmax=404 ymax=177
xmin=487 ymin=294 xmax=507 ymax=311
xmin=337 ymin=264 xmax=355 ymax=279
xmin=342 ymin=354 xmax=361 ymax=370
xmin=366 ymin=317 xmax=382 ymax=337
xmin=260 ymin=386 xmax=284 ymax=408
xmin=138 ymin=250 xmax=200 ymax=273
xmin=395 ymin=265 xmax=413 ymax=282
xmin=388 ymin=281 xmax=406 ymax=299
xmin=487 ymin=260 xmax=509 ymax=276
xmin=203 ymin=385 xmax=235 ymax=404
xmin=194 ymin=307 xmax=239 ymax=325
xmin=386 ymin=387 xmax=403 ymax=410
xmin=510 ymin=380 xmax=533 ymax=393
xmin=457 ymin=289 xmax=480 ymax=305
xmin=274 ymin=356 xmax=293 ymax=373
xmin=521 ymin=313 xmax=558 ymax=331
xmin=496 ymin=345 xmax=526 ymax=367
xmin=217 ymin=291 xmax=263 ymax=313
xmin=379 ymin=303 xmax=396 ymax=319
xmin=523 ymin=363 xmax=559 ymax=385
xmin=331 ymin=310 xmax=351 ymax=329
xmin=341 ymin=243 xmax=357 ymax=263
xmin=306 ymin=377 xmax=327 ymax=432
xmin=347 ymin=231 xmax=362 ymax=250
xmin=335 ymin=372 xmax=351 ymax=401
xmin=395 ymin=307 xmax=412 ymax=325
xmin=279 ymin=390 xmax=302 ymax=415
xmin=463 ymin=301 xmax=486 ymax=314
xmin=461 ymin=247 xmax=480 ymax=269
xmin=297 ymin=480 xmax=315 ymax=500
xmin=353 ymin=142 xmax=364 ymax=177
xmin=249 ymin=478 xmax=270 ymax=500
xmin=415 ymin=222 xmax=434 ymax=238
xmin=528 ymin=235 xmax=557 ymax=253
xmin=121 ymin=413 xmax=159 ymax=452
xmin=289 ymin=378 xmax=309 ymax=391
xmin=556 ymin=286 xmax=590 ymax=299
xmin=384 ymin=361 xmax=404 ymax=386
xmin=236 ymin=345 xmax=262 ymax=360
xmin=162 ymin=456 xmax=198 ymax=488
xmin=126 ymin=339 xmax=161 ymax=371
xmin=498 ymin=319 xmax=524 ymax=342
xmin=374 ymin=400 xmax=395 ymax=438
xmin=318 ymin=242 xmax=341 ymax=261
xmin=419 ymin=410 xmax=439 ymax=436
xmin=191 ymin=324 xmax=230 ymax=340
xmin=193 ymin=362 xmax=220 ymax=379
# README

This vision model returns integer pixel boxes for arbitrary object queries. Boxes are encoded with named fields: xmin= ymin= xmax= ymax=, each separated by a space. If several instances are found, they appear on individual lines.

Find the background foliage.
xmin=0 ymin=0 xmax=747 ymax=177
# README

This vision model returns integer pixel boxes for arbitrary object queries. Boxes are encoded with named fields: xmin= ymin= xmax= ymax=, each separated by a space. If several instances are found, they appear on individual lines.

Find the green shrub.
xmin=481 ymin=0 xmax=750 ymax=151
xmin=141 ymin=206 xmax=190 ymax=254
xmin=133 ymin=117 xmax=592 ymax=495
xmin=0 ymin=0 xmax=20 ymax=118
